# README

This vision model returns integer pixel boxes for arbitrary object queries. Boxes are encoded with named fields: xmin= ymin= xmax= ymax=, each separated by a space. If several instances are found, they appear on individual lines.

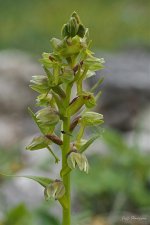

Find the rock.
xmin=89 ymin=51 xmax=150 ymax=131
xmin=0 ymin=50 xmax=42 ymax=147
xmin=0 ymin=50 xmax=42 ymax=114
xmin=126 ymin=106 xmax=150 ymax=153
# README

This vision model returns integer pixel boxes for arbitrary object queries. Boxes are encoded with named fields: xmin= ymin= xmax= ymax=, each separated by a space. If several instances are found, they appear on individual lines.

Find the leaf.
xmin=23 ymin=175 xmax=52 ymax=187
xmin=0 ymin=173 xmax=52 ymax=188
xmin=79 ymin=135 xmax=100 ymax=153
xmin=28 ymin=107 xmax=44 ymax=134
xmin=4 ymin=204 xmax=32 ymax=225
xmin=52 ymin=86 xmax=66 ymax=98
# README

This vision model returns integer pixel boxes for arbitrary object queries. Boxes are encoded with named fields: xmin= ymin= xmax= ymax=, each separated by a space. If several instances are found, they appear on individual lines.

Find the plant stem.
xmin=61 ymin=84 xmax=72 ymax=225
xmin=62 ymin=117 xmax=71 ymax=225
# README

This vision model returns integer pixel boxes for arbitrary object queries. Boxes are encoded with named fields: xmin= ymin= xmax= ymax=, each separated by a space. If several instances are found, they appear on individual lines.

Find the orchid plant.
xmin=26 ymin=12 xmax=104 ymax=225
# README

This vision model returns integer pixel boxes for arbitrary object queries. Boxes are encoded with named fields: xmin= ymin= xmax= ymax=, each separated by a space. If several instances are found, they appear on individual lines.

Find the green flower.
xmin=36 ymin=107 xmax=59 ymax=126
xmin=80 ymin=111 xmax=104 ymax=126
xmin=44 ymin=180 xmax=65 ymax=200
xmin=26 ymin=135 xmax=51 ymax=150
xmin=67 ymin=151 xmax=89 ymax=173
xmin=36 ymin=93 xmax=52 ymax=106
xmin=30 ymin=75 xmax=49 ymax=93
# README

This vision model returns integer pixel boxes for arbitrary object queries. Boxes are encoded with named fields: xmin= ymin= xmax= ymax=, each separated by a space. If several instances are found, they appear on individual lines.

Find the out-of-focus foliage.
xmin=0 ymin=203 xmax=59 ymax=225
xmin=0 ymin=0 xmax=149 ymax=54
xmin=0 ymin=147 xmax=24 ymax=179
xmin=72 ymin=129 xmax=150 ymax=215
xmin=0 ymin=203 xmax=91 ymax=225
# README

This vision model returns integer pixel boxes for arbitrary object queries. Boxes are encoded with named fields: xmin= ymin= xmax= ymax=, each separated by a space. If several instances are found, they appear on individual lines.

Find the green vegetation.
xmin=1 ymin=129 xmax=149 ymax=225
xmin=0 ymin=146 xmax=24 ymax=176
xmin=0 ymin=0 xmax=150 ymax=54
xmin=73 ymin=129 xmax=150 ymax=222
xmin=1 ymin=203 xmax=59 ymax=225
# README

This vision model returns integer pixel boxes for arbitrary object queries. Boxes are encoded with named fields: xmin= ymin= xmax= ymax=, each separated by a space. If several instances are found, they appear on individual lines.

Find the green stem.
xmin=61 ymin=84 xmax=72 ymax=225
xmin=76 ymin=68 xmax=88 ymax=95
xmin=76 ymin=124 xmax=85 ymax=142
xmin=62 ymin=118 xmax=71 ymax=225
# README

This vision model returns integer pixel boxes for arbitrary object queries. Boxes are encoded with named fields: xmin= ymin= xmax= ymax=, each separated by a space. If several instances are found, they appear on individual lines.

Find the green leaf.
xmin=4 ymin=204 xmax=32 ymax=225
xmin=23 ymin=175 xmax=52 ymax=188
xmin=28 ymin=107 xmax=43 ymax=133
xmin=0 ymin=173 xmax=52 ymax=188
xmin=28 ymin=107 xmax=44 ymax=134
xmin=52 ymin=86 xmax=66 ymax=98
xmin=28 ymin=108 xmax=55 ymax=135
xmin=79 ymin=135 xmax=100 ymax=153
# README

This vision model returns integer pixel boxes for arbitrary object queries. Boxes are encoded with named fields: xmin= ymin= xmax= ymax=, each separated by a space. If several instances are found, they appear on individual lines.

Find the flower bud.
xmin=64 ymin=36 xmax=82 ymax=56
xmin=51 ymin=38 xmax=63 ymax=51
xmin=71 ymin=11 xmax=80 ymax=24
xmin=68 ymin=17 xmax=79 ymax=37
xmin=62 ymin=12 xmax=82 ymax=38
xmin=61 ymin=24 xmax=70 ymax=38
xmin=84 ymin=56 xmax=105 ymax=71
xmin=74 ymin=139 xmax=87 ymax=149
xmin=36 ymin=94 xmax=52 ymax=106
xmin=77 ymin=24 xmax=86 ymax=38
xmin=30 ymin=75 xmax=49 ymax=93
xmin=36 ymin=107 xmax=59 ymax=126
xmin=67 ymin=151 xmax=89 ymax=173
xmin=39 ymin=52 xmax=55 ymax=69
xmin=80 ymin=112 xmax=104 ymax=126
xmin=82 ymin=92 xmax=96 ymax=108
xmin=44 ymin=180 xmax=65 ymax=200
xmin=26 ymin=135 xmax=51 ymax=150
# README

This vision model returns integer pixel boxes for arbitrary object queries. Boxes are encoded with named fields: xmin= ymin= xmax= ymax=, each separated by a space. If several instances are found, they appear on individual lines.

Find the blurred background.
xmin=0 ymin=0 xmax=150 ymax=225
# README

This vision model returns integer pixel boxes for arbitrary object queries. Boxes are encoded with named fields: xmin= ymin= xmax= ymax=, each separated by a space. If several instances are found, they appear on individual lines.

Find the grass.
xmin=0 ymin=0 xmax=150 ymax=55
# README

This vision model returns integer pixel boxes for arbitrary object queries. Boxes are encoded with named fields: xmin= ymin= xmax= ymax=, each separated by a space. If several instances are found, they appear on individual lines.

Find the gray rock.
xmin=89 ymin=51 xmax=150 ymax=131
xmin=0 ymin=50 xmax=42 ymax=114
xmin=0 ymin=50 xmax=42 ymax=147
